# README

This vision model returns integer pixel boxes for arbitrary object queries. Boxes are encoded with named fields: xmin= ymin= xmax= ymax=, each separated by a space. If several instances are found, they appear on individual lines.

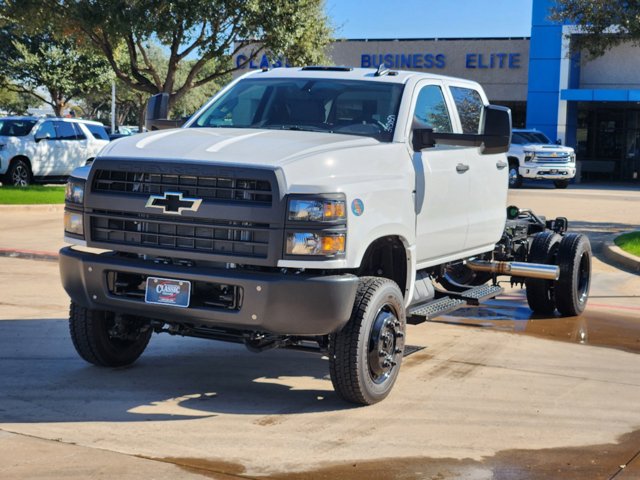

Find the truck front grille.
xmin=93 ymin=169 xmax=272 ymax=204
xmin=533 ymin=152 xmax=572 ymax=163
xmin=90 ymin=210 xmax=270 ymax=258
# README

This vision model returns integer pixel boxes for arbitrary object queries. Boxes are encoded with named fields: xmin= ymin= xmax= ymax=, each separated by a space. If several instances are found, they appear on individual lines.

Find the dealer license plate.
xmin=145 ymin=277 xmax=191 ymax=308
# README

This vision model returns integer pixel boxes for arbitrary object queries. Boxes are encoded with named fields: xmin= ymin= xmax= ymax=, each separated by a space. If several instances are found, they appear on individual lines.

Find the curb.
xmin=603 ymin=237 xmax=640 ymax=273
xmin=0 ymin=248 xmax=59 ymax=262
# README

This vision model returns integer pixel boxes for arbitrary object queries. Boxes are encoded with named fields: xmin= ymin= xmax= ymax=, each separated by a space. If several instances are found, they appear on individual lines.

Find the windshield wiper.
xmin=261 ymin=124 xmax=326 ymax=133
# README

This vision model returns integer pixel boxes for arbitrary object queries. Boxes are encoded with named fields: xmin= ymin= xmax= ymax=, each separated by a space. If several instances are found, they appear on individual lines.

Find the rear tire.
xmin=555 ymin=233 xmax=591 ymax=317
xmin=69 ymin=302 xmax=152 ymax=367
xmin=526 ymin=231 xmax=562 ymax=315
xmin=554 ymin=180 xmax=569 ymax=189
xmin=329 ymin=277 xmax=406 ymax=405
xmin=5 ymin=158 xmax=32 ymax=186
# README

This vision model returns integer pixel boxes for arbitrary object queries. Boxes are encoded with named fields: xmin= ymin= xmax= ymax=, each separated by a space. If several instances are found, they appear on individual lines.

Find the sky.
xmin=325 ymin=0 xmax=534 ymax=39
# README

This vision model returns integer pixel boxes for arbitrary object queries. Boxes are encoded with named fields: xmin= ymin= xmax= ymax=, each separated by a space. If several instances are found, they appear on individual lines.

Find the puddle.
xmin=162 ymin=428 xmax=640 ymax=479
xmin=436 ymin=298 xmax=640 ymax=354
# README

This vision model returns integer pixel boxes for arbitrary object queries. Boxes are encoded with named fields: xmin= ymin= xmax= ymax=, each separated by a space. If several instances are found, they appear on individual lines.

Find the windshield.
xmin=192 ymin=78 xmax=405 ymax=142
xmin=0 ymin=119 xmax=37 ymax=137
xmin=512 ymin=131 xmax=551 ymax=145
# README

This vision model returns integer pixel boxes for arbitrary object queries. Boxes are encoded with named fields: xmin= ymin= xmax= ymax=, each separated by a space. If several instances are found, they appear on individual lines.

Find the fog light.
xmin=286 ymin=232 xmax=346 ymax=256
xmin=64 ymin=211 xmax=84 ymax=236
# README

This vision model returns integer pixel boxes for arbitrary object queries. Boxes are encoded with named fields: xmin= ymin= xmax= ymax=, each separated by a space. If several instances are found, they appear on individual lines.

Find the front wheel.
xmin=69 ymin=302 xmax=152 ymax=367
xmin=5 ymin=159 xmax=32 ymax=186
xmin=329 ymin=277 xmax=406 ymax=405
xmin=554 ymin=180 xmax=570 ymax=189
xmin=508 ymin=162 xmax=523 ymax=188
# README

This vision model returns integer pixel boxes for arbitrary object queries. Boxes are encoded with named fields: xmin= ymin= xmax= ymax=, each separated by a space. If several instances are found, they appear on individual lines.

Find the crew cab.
xmin=59 ymin=67 xmax=591 ymax=405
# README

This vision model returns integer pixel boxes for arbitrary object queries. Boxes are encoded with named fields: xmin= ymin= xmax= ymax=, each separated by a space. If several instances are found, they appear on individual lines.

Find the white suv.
xmin=507 ymin=129 xmax=576 ymax=188
xmin=0 ymin=117 xmax=109 ymax=186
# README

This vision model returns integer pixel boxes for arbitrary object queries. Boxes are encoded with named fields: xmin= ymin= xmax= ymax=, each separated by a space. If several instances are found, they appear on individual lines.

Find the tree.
xmin=0 ymin=26 xmax=113 ymax=116
xmin=0 ymin=79 xmax=35 ymax=114
xmin=552 ymin=1 xmax=640 ymax=58
xmin=4 ymin=0 xmax=333 ymax=110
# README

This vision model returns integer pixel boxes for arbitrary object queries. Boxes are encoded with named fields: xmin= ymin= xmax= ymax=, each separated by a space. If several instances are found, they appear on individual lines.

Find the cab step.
xmin=407 ymin=297 xmax=466 ymax=324
xmin=407 ymin=284 xmax=504 ymax=324
xmin=449 ymin=284 xmax=504 ymax=305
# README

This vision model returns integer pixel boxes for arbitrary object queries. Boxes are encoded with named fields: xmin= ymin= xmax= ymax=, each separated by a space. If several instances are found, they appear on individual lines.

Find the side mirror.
xmin=412 ymin=105 xmax=511 ymax=155
xmin=34 ymin=132 xmax=51 ymax=142
xmin=145 ymin=93 xmax=184 ymax=131
xmin=480 ymin=105 xmax=511 ymax=154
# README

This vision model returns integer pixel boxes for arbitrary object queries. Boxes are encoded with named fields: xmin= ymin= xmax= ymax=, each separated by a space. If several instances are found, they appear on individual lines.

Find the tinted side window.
xmin=85 ymin=124 xmax=109 ymax=140
xmin=36 ymin=121 xmax=57 ymax=139
xmin=413 ymin=85 xmax=452 ymax=133
xmin=55 ymin=121 xmax=78 ymax=140
xmin=450 ymin=86 xmax=484 ymax=134
xmin=72 ymin=122 xmax=86 ymax=140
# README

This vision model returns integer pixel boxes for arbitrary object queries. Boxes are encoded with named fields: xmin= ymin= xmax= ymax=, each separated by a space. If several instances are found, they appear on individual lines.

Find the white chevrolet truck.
xmin=507 ymin=128 xmax=577 ymax=189
xmin=60 ymin=67 xmax=591 ymax=405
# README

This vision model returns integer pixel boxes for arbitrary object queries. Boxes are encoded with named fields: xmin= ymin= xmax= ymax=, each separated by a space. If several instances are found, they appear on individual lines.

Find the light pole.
xmin=111 ymin=80 xmax=116 ymax=133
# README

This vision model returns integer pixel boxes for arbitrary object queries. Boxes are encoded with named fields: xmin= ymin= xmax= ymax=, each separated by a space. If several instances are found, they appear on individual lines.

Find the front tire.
xmin=329 ymin=277 xmax=406 ymax=405
xmin=5 ymin=158 xmax=32 ymax=186
xmin=555 ymin=233 xmax=591 ymax=316
xmin=508 ymin=161 xmax=523 ymax=188
xmin=526 ymin=231 xmax=562 ymax=315
xmin=69 ymin=302 xmax=152 ymax=367
xmin=554 ymin=180 xmax=569 ymax=189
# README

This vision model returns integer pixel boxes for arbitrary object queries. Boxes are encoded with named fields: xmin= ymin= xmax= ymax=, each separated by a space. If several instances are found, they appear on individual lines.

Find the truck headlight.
xmin=65 ymin=178 xmax=85 ymax=204
xmin=286 ymin=232 xmax=346 ymax=256
xmin=64 ymin=211 xmax=84 ymax=236
xmin=523 ymin=150 xmax=535 ymax=162
xmin=288 ymin=197 xmax=346 ymax=222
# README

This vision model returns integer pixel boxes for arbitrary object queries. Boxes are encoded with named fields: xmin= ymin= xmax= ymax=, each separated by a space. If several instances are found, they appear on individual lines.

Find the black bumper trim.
xmin=59 ymin=247 xmax=358 ymax=336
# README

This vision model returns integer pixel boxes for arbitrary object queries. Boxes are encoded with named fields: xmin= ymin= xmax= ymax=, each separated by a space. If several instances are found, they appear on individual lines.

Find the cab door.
xmin=412 ymin=82 xmax=469 ymax=265
xmin=448 ymin=85 xmax=507 ymax=251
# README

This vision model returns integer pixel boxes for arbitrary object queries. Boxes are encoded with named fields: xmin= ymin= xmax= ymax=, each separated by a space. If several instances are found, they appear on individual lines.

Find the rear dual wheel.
xmin=526 ymin=232 xmax=591 ymax=316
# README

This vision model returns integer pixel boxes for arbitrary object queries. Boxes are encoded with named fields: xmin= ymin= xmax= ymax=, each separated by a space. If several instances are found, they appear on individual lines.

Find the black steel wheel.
xmin=440 ymin=262 xmax=492 ymax=292
xmin=69 ymin=302 xmax=152 ymax=367
xmin=5 ymin=158 xmax=32 ymax=186
xmin=508 ymin=161 xmax=523 ymax=188
xmin=526 ymin=231 xmax=562 ymax=315
xmin=329 ymin=277 xmax=406 ymax=405
xmin=554 ymin=180 xmax=569 ymax=189
xmin=555 ymin=233 xmax=591 ymax=317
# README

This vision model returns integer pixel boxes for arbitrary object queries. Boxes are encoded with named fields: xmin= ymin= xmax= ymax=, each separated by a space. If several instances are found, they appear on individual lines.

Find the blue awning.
xmin=561 ymin=89 xmax=640 ymax=102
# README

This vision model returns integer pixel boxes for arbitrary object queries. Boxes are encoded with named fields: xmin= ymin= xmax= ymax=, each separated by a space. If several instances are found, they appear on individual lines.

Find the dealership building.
xmin=234 ymin=0 xmax=640 ymax=182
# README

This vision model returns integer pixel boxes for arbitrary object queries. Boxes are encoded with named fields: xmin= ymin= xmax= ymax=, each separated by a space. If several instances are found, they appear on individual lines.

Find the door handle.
xmin=496 ymin=160 xmax=508 ymax=169
xmin=456 ymin=163 xmax=470 ymax=173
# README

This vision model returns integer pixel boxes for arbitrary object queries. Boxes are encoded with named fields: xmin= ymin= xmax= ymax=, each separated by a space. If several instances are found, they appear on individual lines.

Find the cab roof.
xmin=244 ymin=66 xmax=481 ymax=87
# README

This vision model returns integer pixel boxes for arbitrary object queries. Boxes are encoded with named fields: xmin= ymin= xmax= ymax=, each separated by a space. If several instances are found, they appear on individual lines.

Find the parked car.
xmin=507 ymin=128 xmax=576 ymax=188
xmin=0 ymin=117 xmax=109 ymax=186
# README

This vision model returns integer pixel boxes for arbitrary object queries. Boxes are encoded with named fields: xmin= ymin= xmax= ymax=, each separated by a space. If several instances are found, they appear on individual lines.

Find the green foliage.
xmin=3 ymin=0 xmax=333 ymax=110
xmin=0 ymin=186 xmax=65 ymax=204
xmin=0 ymin=81 xmax=35 ymax=114
xmin=615 ymin=231 xmax=640 ymax=257
xmin=0 ymin=25 xmax=112 ymax=115
xmin=552 ymin=1 xmax=640 ymax=58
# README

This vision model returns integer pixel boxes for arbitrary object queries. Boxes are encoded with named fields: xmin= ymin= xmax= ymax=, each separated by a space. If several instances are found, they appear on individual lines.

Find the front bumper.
xmin=519 ymin=164 xmax=576 ymax=180
xmin=59 ymin=247 xmax=359 ymax=336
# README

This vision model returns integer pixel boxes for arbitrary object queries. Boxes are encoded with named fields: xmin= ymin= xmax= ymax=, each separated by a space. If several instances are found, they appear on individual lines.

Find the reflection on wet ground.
xmin=434 ymin=295 xmax=640 ymax=355
xmin=164 ymin=428 xmax=640 ymax=479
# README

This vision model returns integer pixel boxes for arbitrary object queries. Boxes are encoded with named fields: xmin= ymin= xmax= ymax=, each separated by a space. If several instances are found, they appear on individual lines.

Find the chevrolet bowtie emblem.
xmin=145 ymin=192 xmax=202 ymax=215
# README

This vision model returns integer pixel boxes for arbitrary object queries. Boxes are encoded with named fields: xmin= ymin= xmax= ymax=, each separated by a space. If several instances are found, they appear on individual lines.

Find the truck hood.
xmin=523 ymin=143 xmax=574 ymax=154
xmin=99 ymin=127 xmax=379 ymax=167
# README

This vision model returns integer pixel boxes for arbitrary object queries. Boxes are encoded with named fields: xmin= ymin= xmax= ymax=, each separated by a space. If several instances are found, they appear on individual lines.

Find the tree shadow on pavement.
xmin=0 ymin=318 xmax=355 ymax=424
